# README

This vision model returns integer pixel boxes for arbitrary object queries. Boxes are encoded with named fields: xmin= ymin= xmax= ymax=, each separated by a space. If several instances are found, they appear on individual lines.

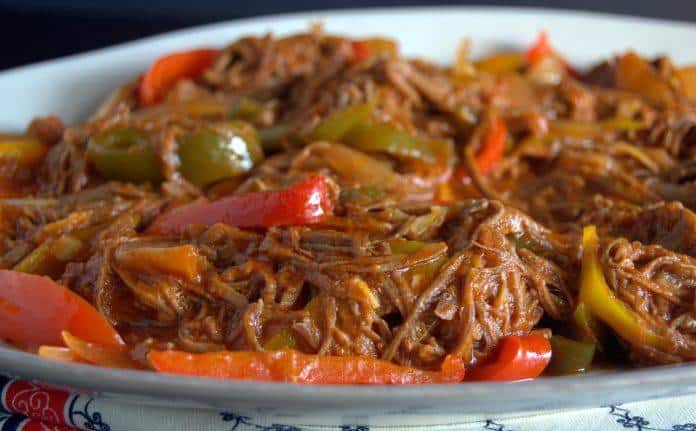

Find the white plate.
xmin=1 ymin=6 xmax=696 ymax=427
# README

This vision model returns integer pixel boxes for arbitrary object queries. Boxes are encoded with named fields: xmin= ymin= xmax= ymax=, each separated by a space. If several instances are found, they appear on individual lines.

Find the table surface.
xmin=0 ymin=0 xmax=695 ymax=70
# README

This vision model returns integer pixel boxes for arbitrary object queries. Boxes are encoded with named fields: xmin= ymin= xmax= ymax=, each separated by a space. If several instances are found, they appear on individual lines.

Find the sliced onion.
xmin=37 ymin=345 xmax=86 ymax=364
xmin=613 ymin=142 xmax=659 ymax=173
xmin=61 ymin=331 xmax=141 ymax=369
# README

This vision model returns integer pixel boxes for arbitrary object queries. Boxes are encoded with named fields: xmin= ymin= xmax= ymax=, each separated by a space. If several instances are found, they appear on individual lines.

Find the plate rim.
xmin=2 ymin=344 xmax=696 ymax=405
xmin=1 ymin=4 xmax=695 ymax=76
xmin=1 ymin=5 xmax=696 ymax=412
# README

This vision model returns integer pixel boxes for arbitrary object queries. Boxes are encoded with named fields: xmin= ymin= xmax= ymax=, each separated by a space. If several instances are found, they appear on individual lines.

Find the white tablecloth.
xmin=1 ymin=373 xmax=695 ymax=431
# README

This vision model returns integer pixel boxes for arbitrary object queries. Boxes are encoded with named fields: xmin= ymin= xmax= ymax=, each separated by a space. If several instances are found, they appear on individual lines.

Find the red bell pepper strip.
xmin=139 ymin=48 xmax=218 ymax=106
xmin=453 ymin=116 xmax=507 ymax=184
xmin=0 ymin=270 xmax=123 ymax=349
xmin=148 ymin=175 xmax=334 ymax=235
xmin=351 ymin=40 xmax=371 ymax=62
xmin=350 ymin=39 xmax=397 ymax=63
xmin=149 ymin=348 xmax=466 ymax=384
xmin=525 ymin=31 xmax=575 ymax=74
xmin=526 ymin=31 xmax=553 ymax=66
xmin=475 ymin=116 xmax=507 ymax=174
xmin=467 ymin=334 xmax=551 ymax=381
xmin=435 ymin=116 xmax=507 ymax=200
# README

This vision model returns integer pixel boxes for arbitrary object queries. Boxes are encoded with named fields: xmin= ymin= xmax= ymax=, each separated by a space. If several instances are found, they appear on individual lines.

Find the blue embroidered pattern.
xmin=221 ymin=412 xmax=302 ymax=431
xmin=69 ymin=397 xmax=110 ymax=431
xmin=218 ymin=409 xmax=696 ymax=431
xmin=607 ymin=405 xmax=696 ymax=431
xmin=478 ymin=407 xmax=696 ymax=431
xmin=221 ymin=412 xmax=369 ymax=431
xmin=483 ymin=419 xmax=516 ymax=431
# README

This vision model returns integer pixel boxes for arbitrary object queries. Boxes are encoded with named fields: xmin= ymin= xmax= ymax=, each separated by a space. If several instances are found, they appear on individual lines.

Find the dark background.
xmin=1 ymin=0 xmax=695 ymax=70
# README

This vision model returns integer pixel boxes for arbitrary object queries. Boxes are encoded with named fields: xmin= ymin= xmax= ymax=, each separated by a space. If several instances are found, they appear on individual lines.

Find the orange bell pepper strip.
xmin=0 ymin=138 xmax=49 ymax=196
xmin=139 ymin=48 xmax=218 ymax=106
xmin=115 ymin=244 xmax=203 ymax=283
xmin=0 ymin=138 xmax=48 ymax=166
xmin=467 ymin=334 xmax=551 ymax=381
xmin=149 ymin=348 xmax=465 ymax=384
xmin=474 ymin=116 xmax=507 ymax=174
xmin=614 ymin=52 xmax=674 ymax=107
xmin=0 ymin=270 xmax=123 ymax=349
xmin=148 ymin=175 xmax=334 ymax=235
xmin=676 ymin=66 xmax=696 ymax=100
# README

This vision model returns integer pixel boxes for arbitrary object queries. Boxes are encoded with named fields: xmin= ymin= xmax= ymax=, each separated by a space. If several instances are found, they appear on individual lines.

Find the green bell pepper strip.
xmin=228 ymin=97 xmax=266 ymax=122
xmin=309 ymin=102 xmax=453 ymax=165
xmin=572 ymin=302 xmax=606 ymax=348
xmin=389 ymin=239 xmax=430 ymax=255
xmin=263 ymin=296 xmax=326 ymax=351
xmin=263 ymin=328 xmax=300 ymax=351
xmin=389 ymin=239 xmax=448 ymax=291
xmin=86 ymin=127 xmax=163 ymax=183
xmin=228 ymin=96 xmax=288 ymax=152
xmin=309 ymin=102 xmax=373 ymax=142
xmin=339 ymin=186 xmax=384 ymax=204
xmin=546 ymin=335 xmax=595 ymax=375
xmin=344 ymin=122 xmax=452 ymax=164
xmin=13 ymin=235 xmax=84 ymax=278
xmin=178 ymin=121 xmax=264 ymax=187
xmin=257 ymin=124 xmax=290 ymax=152
xmin=549 ymin=119 xmax=644 ymax=138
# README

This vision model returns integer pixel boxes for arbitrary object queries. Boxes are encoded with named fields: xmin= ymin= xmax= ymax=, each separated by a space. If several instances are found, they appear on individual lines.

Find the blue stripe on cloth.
xmin=0 ymin=376 xmax=10 ymax=392
xmin=0 ymin=376 xmax=12 ymax=414
xmin=0 ymin=413 xmax=24 ymax=431
xmin=0 ymin=412 xmax=10 ymax=427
